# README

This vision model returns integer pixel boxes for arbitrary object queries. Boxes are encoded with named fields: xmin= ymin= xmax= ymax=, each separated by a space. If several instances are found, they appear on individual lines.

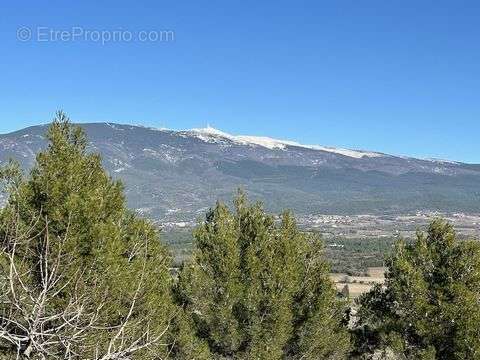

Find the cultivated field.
xmin=331 ymin=267 xmax=385 ymax=299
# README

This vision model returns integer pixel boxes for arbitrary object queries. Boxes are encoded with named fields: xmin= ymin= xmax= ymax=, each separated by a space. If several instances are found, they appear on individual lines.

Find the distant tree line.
xmin=0 ymin=112 xmax=478 ymax=359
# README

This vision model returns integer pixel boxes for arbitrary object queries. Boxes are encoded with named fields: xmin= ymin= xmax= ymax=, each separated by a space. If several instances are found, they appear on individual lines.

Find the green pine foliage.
xmin=355 ymin=219 xmax=480 ymax=359
xmin=0 ymin=112 xmax=177 ymax=359
xmin=174 ymin=192 xmax=350 ymax=359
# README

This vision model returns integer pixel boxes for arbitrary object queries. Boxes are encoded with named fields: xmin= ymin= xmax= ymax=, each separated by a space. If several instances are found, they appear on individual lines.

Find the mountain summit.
xmin=1 ymin=122 xmax=479 ymax=221
xmin=187 ymin=126 xmax=385 ymax=158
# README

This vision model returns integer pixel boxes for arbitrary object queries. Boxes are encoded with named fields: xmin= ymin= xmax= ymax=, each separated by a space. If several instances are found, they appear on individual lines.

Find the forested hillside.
xmin=1 ymin=122 xmax=480 ymax=222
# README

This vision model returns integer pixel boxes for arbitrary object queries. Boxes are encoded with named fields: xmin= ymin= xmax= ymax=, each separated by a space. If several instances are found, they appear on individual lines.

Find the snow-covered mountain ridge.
xmin=186 ymin=126 xmax=384 ymax=159
xmin=1 ymin=122 xmax=479 ymax=221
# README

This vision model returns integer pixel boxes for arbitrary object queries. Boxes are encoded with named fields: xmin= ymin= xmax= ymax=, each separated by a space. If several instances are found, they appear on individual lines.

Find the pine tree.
xmin=175 ymin=192 xmax=350 ymax=359
xmin=355 ymin=219 xmax=480 ymax=359
xmin=0 ymin=112 xmax=178 ymax=359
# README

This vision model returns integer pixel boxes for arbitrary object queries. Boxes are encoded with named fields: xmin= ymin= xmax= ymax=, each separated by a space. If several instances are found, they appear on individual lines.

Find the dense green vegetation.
xmin=162 ymin=229 xmax=194 ymax=267
xmin=173 ymin=193 xmax=350 ymax=359
xmin=1 ymin=113 xmax=478 ymax=359
xmin=353 ymin=220 xmax=480 ymax=359
xmin=165 ymin=231 xmax=397 ymax=276
xmin=323 ymin=237 xmax=397 ymax=275
xmin=0 ymin=114 xmax=176 ymax=359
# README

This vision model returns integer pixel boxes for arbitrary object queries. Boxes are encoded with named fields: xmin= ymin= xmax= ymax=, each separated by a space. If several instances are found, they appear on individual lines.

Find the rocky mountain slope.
xmin=1 ymin=122 xmax=479 ymax=222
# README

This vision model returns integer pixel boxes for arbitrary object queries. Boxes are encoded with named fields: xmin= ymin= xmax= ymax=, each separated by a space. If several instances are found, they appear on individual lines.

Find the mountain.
xmin=1 ymin=122 xmax=479 ymax=222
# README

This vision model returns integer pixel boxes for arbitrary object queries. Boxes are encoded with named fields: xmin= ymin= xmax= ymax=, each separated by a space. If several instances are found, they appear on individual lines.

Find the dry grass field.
xmin=331 ymin=267 xmax=385 ymax=299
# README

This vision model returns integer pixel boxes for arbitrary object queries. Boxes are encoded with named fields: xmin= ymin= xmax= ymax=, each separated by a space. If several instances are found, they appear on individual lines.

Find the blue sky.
xmin=1 ymin=1 xmax=479 ymax=162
